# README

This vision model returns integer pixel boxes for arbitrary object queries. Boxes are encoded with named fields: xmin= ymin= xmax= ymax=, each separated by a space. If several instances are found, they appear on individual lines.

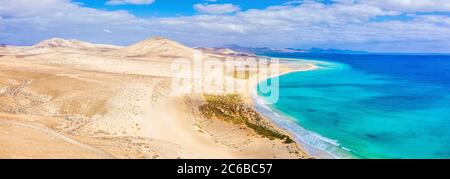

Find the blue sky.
xmin=74 ymin=0 xmax=294 ymax=17
xmin=2 ymin=0 xmax=450 ymax=53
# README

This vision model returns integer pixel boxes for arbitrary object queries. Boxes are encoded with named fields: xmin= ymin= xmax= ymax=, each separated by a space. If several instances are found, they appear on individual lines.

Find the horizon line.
xmin=2 ymin=37 xmax=450 ymax=55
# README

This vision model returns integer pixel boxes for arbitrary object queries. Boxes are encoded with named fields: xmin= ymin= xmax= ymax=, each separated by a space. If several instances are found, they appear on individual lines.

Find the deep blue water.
xmin=257 ymin=53 xmax=450 ymax=159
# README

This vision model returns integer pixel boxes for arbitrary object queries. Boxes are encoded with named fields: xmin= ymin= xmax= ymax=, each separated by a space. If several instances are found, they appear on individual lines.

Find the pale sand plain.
xmin=0 ymin=37 xmax=315 ymax=159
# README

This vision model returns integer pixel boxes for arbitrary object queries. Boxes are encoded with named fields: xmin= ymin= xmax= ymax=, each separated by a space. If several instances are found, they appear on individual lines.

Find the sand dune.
xmin=114 ymin=37 xmax=195 ymax=60
xmin=8 ymin=38 xmax=121 ymax=55
xmin=0 ymin=37 xmax=313 ymax=159
xmin=35 ymin=38 xmax=122 ymax=49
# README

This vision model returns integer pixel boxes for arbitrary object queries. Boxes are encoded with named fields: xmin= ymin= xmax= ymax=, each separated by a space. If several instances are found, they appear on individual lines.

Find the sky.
xmin=1 ymin=0 xmax=450 ymax=53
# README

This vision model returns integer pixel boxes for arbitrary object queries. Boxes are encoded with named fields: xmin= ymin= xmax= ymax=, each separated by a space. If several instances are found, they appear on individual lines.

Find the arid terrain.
xmin=0 ymin=37 xmax=315 ymax=159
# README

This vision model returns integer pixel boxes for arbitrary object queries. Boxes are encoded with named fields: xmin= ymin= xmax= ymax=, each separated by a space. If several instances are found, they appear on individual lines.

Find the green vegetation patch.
xmin=199 ymin=94 xmax=294 ymax=143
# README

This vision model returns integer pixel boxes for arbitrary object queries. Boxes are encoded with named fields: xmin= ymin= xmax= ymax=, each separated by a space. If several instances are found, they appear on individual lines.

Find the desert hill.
xmin=0 ymin=36 xmax=310 ymax=159
xmin=114 ymin=37 xmax=195 ymax=60
xmin=34 ymin=38 xmax=122 ymax=50
xmin=13 ymin=38 xmax=122 ymax=55
xmin=7 ymin=37 xmax=205 ymax=77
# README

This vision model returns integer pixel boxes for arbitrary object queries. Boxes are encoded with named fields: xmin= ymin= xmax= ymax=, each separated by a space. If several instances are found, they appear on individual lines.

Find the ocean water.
xmin=256 ymin=53 xmax=450 ymax=159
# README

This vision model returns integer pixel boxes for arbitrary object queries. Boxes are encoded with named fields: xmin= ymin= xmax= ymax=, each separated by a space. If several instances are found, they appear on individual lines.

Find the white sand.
xmin=0 ymin=37 xmax=315 ymax=159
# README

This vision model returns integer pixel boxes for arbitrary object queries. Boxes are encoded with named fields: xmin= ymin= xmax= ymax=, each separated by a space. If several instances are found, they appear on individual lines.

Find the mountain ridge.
xmin=114 ymin=36 xmax=195 ymax=59
xmin=34 ymin=38 xmax=122 ymax=49
xmin=222 ymin=44 xmax=368 ymax=55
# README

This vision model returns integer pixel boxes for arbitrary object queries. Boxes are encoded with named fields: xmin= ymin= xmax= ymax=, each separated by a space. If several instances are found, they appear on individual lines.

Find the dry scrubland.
xmin=0 ymin=37 xmax=314 ymax=159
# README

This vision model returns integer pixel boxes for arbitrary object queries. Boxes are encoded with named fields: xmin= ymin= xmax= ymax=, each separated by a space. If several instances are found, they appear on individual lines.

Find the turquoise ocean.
xmin=256 ymin=53 xmax=450 ymax=159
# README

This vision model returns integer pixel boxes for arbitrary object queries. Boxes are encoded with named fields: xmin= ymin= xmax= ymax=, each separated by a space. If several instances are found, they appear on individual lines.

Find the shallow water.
xmin=257 ymin=54 xmax=450 ymax=159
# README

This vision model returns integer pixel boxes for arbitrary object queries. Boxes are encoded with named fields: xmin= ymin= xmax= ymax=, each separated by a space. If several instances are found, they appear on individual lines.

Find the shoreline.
xmin=1 ymin=37 xmax=345 ymax=159
xmin=249 ymin=58 xmax=348 ymax=159
xmin=0 ymin=37 xmax=315 ymax=159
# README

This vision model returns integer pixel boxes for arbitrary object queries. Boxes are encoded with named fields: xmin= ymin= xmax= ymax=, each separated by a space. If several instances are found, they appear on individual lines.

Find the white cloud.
xmin=193 ymin=3 xmax=241 ymax=14
xmin=283 ymin=0 xmax=304 ymax=5
xmin=1 ymin=0 xmax=450 ymax=52
xmin=336 ymin=0 xmax=450 ymax=13
xmin=104 ymin=29 xmax=113 ymax=34
xmin=0 ymin=0 xmax=139 ymax=45
xmin=106 ymin=0 xmax=155 ymax=5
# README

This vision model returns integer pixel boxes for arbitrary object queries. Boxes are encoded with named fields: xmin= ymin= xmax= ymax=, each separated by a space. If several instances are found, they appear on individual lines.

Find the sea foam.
xmin=253 ymin=89 xmax=352 ymax=159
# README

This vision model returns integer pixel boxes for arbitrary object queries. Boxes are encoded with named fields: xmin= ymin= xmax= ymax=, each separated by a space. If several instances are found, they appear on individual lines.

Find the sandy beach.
xmin=0 ymin=37 xmax=316 ymax=159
